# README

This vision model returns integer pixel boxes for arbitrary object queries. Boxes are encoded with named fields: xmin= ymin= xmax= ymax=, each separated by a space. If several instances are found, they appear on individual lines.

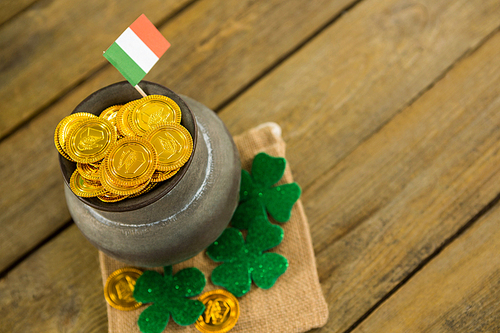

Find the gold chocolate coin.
xmin=116 ymin=100 xmax=138 ymax=137
xmin=99 ymin=105 xmax=122 ymax=127
xmin=104 ymin=267 xmax=143 ymax=311
xmin=195 ymin=290 xmax=240 ymax=333
xmin=65 ymin=118 xmax=117 ymax=163
xmin=54 ymin=112 xmax=96 ymax=161
xmin=128 ymin=182 xmax=158 ymax=198
xmin=150 ymin=168 xmax=179 ymax=183
xmin=97 ymin=191 xmax=129 ymax=203
xmin=128 ymin=95 xmax=181 ymax=136
xmin=77 ymin=162 xmax=101 ymax=181
xmin=103 ymin=137 xmax=157 ymax=187
xmin=69 ymin=170 xmax=106 ymax=197
xmin=57 ymin=112 xmax=97 ymax=148
xmin=54 ymin=132 xmax=74 ymax=162
xmin=145 ymin=122 xmax=193 ymax=171
xmin=100 ymin=167 xmax=151 ymax=196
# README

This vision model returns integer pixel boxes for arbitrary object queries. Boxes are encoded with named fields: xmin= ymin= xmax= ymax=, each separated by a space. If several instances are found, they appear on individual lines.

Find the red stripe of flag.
xmin=129 ymin=14 xmax=170 ymax=58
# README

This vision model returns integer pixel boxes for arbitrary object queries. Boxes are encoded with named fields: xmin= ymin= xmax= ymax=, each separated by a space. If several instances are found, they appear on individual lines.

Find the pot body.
xmin=63 ymin=84 xmax=240 ymax=267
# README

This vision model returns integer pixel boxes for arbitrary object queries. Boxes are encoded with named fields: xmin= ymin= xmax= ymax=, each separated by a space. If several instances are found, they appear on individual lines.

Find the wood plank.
xmin=0 ymin=0 xmax=359 ymax=272
xmin=0 ymin=225 xmax=107 ymax=333
xmin=2 ymin=0 xmax=500 ymax=331
xmin=0 ymin=0 xmax=38 ymax=26
xmin=0 ymin=0 xmax=193 ymax=139
xmin=0 ymin=0 xmax=356 ymax=139
xmin=352 ymin=201 xmax=500 ymax=332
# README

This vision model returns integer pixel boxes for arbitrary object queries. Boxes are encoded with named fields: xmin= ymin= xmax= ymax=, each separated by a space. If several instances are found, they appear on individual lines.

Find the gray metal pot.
xmin=60 ymin=81 xmax=241 ymax=267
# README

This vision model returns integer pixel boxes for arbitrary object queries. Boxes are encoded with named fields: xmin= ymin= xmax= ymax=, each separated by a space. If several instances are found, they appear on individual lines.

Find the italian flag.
xmin=103 ymin=14 xmax=170 ymax=86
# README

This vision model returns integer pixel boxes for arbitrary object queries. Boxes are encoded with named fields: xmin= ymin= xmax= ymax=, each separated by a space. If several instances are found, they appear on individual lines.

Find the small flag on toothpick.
xmin=103 ymin=14 xmax=170 ymax=96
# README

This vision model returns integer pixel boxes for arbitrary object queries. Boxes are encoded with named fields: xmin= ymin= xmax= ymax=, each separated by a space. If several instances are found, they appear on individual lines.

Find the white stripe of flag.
xmin=115 ymin=28 xmax=159 ymax=74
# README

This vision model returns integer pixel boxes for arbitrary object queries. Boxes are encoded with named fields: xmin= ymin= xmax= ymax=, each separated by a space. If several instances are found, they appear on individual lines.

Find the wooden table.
xmin=2 ymin=0 xmax=500 ymax=331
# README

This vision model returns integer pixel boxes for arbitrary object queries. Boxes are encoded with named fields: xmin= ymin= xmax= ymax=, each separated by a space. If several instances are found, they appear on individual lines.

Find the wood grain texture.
xmin=3 ymin=30 xmax=500 ymax=333
xmin=0 ymin=0 xmax=355 ymax=140
xmin=2 ymin=0 xmax=500 ymax=332
xmin=0 ymin=0 xmax=358 ymax=273
xmin=0 ymin=225 xmax=107 ymax=333
xmin=0 ymin=0 xmax=193 ymax=139
xmin=353 ymin=200 xmax=500 ymax=332
xmin=218 ymin=0 xmax=500 ymax=192
xmin=0 ymin=0 xmax=38 ymax=26
xmin=217 ymin=0 xmax=500 ymax=330
xmin=308 ymin=28 xmax=500 ymax=332
xmin=0 ymin=39 xmax=500 ymax=331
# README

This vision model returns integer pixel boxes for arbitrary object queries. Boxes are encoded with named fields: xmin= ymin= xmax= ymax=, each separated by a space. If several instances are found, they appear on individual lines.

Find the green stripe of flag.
xmin=103 ymin=42 xmax=146 ymax=86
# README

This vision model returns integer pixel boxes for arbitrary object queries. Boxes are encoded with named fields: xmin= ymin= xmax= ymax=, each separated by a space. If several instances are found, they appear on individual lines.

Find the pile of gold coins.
xmin=54 ymin=95 xmax=193 ymax=202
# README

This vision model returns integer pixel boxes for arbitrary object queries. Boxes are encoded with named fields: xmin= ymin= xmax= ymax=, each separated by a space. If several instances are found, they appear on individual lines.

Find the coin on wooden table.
xmin=99 ymin=104 xmax=122 ymax=127
xmin=100 ymin=166 xmax=152 ymax=196
xmin=195 ymin=290 xmax=240 ymax=333
xmin=116 ymin=100 xmax=138 ymax=137
xmin=145 ymin=122 xmax=193 ymax=171
xmin=77 ymin=162 xmax=101 ymax=181
xmin=97 ymin=191 xmax=129 ymax=203
xmin=128 ymin=95 xmax=181 ymax=136
xmin=102 ymin=137 xmax=157 ymax=187
xmin=150 ymin=168 xmax=179 ymax=183
xmin=65 ymin=118 xmax=117 ymax=163
xmin=69 ymin=170 xmax=106 ymax=197
xmin=104 ymin=267 xmax=143 ymax=311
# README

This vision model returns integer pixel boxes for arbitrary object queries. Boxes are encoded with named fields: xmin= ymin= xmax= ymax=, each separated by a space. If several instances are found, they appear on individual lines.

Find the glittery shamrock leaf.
xmin=231 ymin=152 xmax=301 ymax=229
xmin=207 ymin=215 xmax=288 ymax=297
xmin=133 ymin=266 xmax=206 ymax=333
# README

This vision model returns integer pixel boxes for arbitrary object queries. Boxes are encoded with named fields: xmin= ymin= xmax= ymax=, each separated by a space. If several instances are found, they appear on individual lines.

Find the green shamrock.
xmin=133 ymin=266 xmax=206 ymax=333
xmin=207 ymin=215 xmax=288 ymax=297
xmin=231 ymin=152 xmax=301 ymax=230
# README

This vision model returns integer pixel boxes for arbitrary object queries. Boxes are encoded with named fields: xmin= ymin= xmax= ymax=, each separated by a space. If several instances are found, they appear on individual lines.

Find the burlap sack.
xmin=100 ymin=122 xmax=329 ymax=332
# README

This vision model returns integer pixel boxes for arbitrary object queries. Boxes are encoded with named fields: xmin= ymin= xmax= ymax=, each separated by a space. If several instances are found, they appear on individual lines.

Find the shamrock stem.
xmin=164 ymin=266 xmax=173 ymax=277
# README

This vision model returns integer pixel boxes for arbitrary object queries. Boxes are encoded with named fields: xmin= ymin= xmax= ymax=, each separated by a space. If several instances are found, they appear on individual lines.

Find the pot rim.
xmin=58 ymin=81 xmax=198 ymax=212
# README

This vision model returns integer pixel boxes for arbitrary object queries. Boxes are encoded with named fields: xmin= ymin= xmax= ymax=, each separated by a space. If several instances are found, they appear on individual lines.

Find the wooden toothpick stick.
xmin=134 ymin=84 xmax=148 ymax=98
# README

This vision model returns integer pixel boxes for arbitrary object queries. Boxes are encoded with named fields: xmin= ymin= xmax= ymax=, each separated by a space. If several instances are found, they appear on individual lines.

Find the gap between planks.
xmin=0 ymin=219 xmax=74 ymax=281
xmin=0 ymin=0 xmax=39 ymax=29
xmin=342 ymin=191 xmax=500 ymax=333
xmin=213 ymin=0 xmax=365 ymax=113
